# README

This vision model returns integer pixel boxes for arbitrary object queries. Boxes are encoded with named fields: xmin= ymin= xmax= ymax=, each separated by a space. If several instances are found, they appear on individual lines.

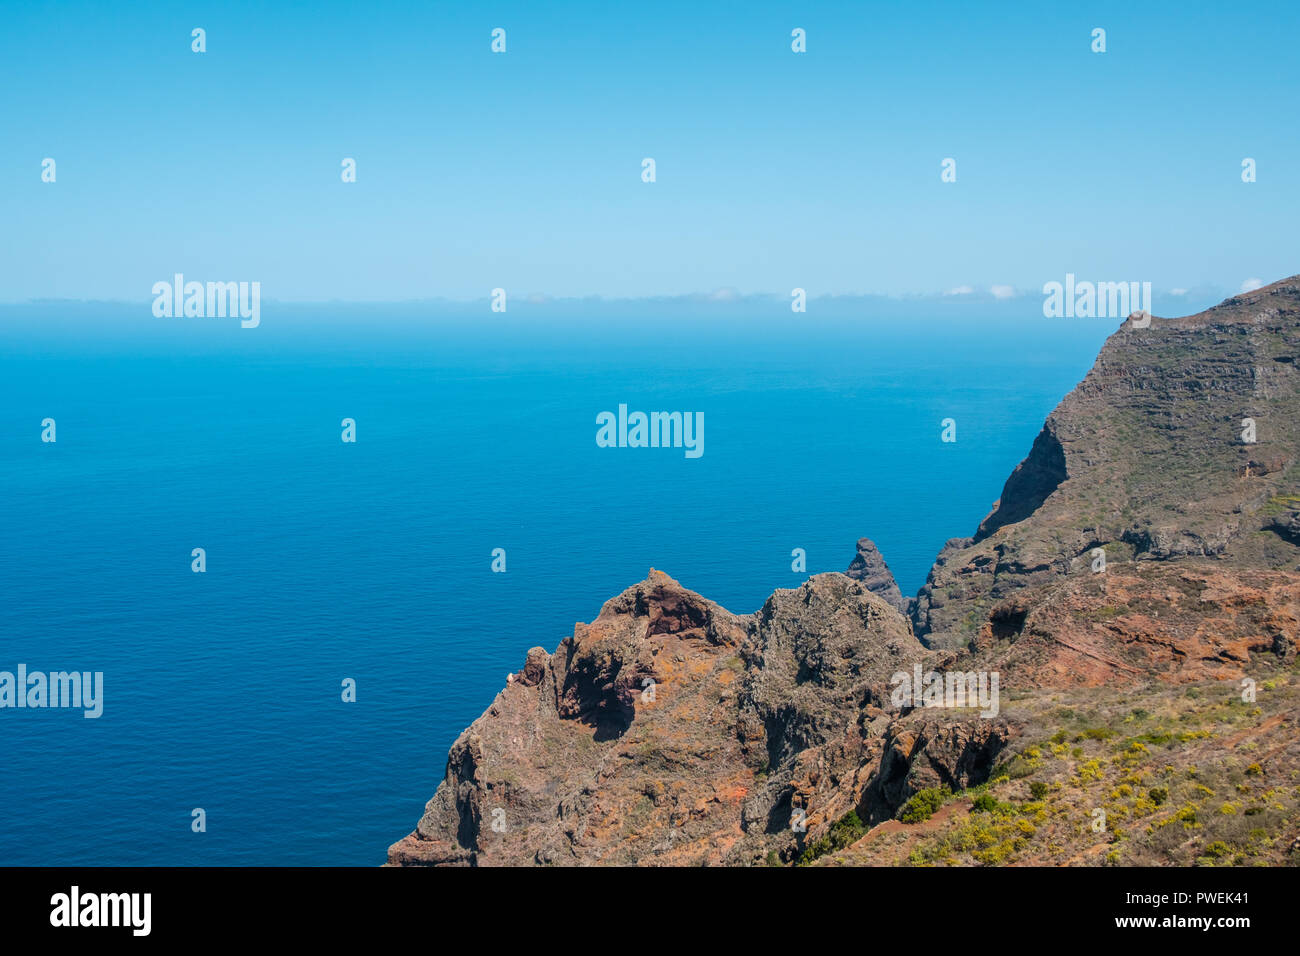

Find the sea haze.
xmin=0 ymin=300 xmax=1116 ymax=864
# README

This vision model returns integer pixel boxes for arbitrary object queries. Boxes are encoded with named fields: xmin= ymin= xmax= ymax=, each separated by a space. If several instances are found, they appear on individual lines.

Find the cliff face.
xmin=389 ymin=277 xmax=1300 ymax=867
xmin=914 ymin=276 xmax=1300 ymax=649
xmin=389 ymin=571 xmax=961 ymax=865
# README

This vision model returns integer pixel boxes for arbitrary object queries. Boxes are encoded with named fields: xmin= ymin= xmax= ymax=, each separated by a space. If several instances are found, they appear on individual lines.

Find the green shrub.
xmin=1076 ymin=727 xmax=1116 ymax=742
xmin=796 ymin=810 xmax=867 ymax=865
xmin=900 ymin=786 xmax=951 ymax=823
xmin=971 ymin=793 xmax=999 ymax=813
xmin=1029 ymin=781 xmax=1050 ymax=800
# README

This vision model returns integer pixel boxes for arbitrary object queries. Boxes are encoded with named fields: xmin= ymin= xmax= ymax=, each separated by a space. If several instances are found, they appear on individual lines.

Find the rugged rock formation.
xmin=389 ymin=276 xmax=1300 ymax=867
xmin=389 ymin=571 xmax=941 ymax=865
xmin=914 ymin=276 xmax=1300 ymax=650
xmin=860 ymin=716 xmax=1019 ymax=824
xmin=845 ymin=537 xmax=910 ymax=615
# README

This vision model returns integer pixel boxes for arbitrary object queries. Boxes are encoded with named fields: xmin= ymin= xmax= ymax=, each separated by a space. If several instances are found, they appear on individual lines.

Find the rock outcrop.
xmin=389 ymin=571 xmax=938 ymax=866
xmin=845 ymin=537 xmax=910 ymax=615
xmin=860 ymin=716 xmax=1020 ymax=824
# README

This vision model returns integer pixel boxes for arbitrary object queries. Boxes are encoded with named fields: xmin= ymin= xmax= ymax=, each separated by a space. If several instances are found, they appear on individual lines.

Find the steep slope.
xmin=914 ymin=276 xmax=1300 ymax=651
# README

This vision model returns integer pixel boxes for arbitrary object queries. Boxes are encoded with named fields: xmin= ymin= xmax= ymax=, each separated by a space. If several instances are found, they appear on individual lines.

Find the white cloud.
xmin=1169 ymin=288 xmax=1188 ymax=296
xmin=1240 ymin=277 xmax=1264 ymax=293
xmin=944 ymin=285 xmax=974 ymax=296
xmin=989 ymin=285 xmax=1016 ymax=300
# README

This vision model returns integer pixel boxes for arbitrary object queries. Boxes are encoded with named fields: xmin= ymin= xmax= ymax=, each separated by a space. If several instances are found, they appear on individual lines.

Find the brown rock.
xmin=387 ymin=570 xmax=931 ymax=866
xmin=845 ymin=537 xmax=911 ymax=615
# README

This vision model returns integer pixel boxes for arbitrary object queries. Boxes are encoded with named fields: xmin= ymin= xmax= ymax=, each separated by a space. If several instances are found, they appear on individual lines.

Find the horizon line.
xmin=0 ymin=282 xmax=1247 ymax=311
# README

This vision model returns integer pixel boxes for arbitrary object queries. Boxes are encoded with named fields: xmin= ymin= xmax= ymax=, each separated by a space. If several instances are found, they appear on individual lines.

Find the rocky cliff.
xmin=389 ymin=277 xmax=1300 ymax=867
xmin=914 ymin=276 xmax=1300 ymax=651
xmin=388 ymin=571 xmax=992 ymax=865
xmin=846 ymin=537 xmax=911 ymax=615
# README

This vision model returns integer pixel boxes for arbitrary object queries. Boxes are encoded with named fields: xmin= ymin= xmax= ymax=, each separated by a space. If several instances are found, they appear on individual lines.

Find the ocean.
xmin=0 ymin=300 xmax=1115 ymax=865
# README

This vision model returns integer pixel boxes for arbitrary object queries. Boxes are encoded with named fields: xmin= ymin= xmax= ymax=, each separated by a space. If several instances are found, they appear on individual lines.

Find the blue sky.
xmin=2 ymin=0 xmax=1297 ymax=302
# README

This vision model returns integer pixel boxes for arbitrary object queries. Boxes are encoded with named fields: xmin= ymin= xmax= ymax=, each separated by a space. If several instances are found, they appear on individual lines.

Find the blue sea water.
xmin=0 ymin=302 xmax=1114 ymax=865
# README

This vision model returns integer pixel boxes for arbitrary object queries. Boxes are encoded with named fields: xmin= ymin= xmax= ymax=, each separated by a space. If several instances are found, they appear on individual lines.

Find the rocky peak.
xmin=387 ymin=570 xmax=943 ymax=866
xmin=844 ymin=537 xmax=911 ymax=615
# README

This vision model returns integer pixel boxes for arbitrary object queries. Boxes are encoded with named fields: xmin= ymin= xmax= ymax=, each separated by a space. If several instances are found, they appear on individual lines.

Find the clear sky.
xmin=2 ymin=0 xmax=1296 ymax=302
